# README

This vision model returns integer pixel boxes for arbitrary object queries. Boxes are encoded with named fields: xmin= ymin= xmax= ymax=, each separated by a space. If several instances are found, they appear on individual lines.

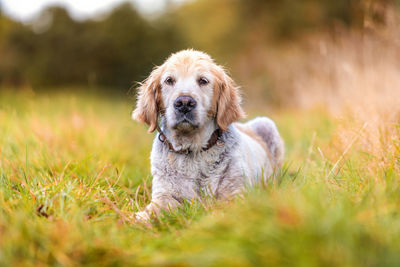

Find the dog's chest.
xmin=152 ymin=145 xmax=231 ymax=197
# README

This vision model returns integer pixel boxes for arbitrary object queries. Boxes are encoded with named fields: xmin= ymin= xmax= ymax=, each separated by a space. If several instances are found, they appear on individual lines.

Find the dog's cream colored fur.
xmin=132 ymin=50 xmax=284 ymax=221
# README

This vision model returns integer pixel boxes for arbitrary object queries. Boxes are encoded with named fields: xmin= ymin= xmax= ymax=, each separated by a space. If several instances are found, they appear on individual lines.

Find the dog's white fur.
xmin=132 ymin=50 xmax=284 ymax=221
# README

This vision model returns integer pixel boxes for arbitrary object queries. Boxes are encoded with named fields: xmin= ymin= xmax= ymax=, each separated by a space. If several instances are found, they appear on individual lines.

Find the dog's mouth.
xmin=172 ymin=116 xmax=199 ymax=133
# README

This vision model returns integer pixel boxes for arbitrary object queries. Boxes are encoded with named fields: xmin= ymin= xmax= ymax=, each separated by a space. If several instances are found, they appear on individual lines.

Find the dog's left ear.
xmin=213 ymin=66 xmax=245 ymax=131
xmin=132 ymin=65 xmax=164 ymax=133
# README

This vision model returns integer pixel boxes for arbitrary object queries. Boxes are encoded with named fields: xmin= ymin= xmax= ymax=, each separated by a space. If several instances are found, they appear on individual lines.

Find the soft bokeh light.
xmin=1 ymin=0 xmax=188 ymax=21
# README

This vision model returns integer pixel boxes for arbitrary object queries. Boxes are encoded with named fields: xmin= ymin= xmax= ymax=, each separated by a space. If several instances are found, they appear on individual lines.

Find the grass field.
xmin=0 ymin=89 xmax=399 ymax=266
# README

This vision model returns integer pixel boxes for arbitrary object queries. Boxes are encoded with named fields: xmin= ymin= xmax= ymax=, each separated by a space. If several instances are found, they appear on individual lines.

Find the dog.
xmin=132 ymin=49 xmax=284 ymax=221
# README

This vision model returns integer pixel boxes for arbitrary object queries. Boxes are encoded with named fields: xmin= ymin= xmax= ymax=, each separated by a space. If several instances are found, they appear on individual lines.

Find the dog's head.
xmin=132 ymin=50 xmax=244 ymax=135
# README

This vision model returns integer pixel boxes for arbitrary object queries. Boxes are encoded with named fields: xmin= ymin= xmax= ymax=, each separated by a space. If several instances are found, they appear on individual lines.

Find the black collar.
xmin=156 ymin=125 xmax=224 ymax=154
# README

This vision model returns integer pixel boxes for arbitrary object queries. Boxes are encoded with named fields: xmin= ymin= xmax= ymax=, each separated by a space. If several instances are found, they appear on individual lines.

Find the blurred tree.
xmin=240 ymin=0 xmax=365 ymax=39
xmin=0 ymin=3 xmax=184 ymax=92
xmin=172 ymin=0 xmax=242 ymax=61
xmin=0 ymin=12 xmax=30 ymax=86
xmin=0 ymin=0 xmax=396 ymax=93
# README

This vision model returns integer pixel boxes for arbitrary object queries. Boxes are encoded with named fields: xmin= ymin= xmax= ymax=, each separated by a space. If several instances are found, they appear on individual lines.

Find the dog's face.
xmin=132 ymin=50 xmax=244 ymax=135
xmin=160 ymin=53 xmax=216 ymax=134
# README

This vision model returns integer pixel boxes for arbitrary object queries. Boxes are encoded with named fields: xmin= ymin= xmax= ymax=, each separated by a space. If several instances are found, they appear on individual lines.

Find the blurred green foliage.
xmin=0 ymin=3 xmax=184 ymax=90
xmin=0 ymin=0 xmax=394 ymax=92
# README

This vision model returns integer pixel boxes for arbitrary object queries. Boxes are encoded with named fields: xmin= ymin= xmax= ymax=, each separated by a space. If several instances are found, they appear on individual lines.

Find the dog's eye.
xmin=165 ymin=77 xmax=175 ymax=85
xmin=198 ymin=77 xmax=209 ymax=86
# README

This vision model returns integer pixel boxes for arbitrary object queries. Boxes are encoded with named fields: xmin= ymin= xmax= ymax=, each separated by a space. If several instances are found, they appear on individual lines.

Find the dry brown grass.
xmin=236 ymin=6 xmax=400 ymax=175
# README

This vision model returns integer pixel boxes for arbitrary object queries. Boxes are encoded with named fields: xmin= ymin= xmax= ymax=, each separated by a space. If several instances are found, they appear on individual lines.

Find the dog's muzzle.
xmin=172 ymin=95 xmax=198 ymax=132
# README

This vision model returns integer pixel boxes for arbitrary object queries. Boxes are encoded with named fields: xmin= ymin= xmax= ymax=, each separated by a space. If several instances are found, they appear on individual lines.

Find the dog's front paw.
xmin=134 ymin=210 xmax=151 ymax=223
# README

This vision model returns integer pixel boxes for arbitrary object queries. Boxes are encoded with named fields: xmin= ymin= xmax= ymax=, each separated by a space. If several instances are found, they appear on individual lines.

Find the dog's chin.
xmin=172 ymin=119 xmax=199 ymax=135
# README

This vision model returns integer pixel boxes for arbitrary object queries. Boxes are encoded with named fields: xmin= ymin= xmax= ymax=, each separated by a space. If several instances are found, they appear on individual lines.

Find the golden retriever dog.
xmin=132 ymin=49 xmax=284 ymax=221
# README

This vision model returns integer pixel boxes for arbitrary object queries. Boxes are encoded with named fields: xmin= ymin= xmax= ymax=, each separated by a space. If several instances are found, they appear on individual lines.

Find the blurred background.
xmin=1 ymin=0 xmax=399 ymax=109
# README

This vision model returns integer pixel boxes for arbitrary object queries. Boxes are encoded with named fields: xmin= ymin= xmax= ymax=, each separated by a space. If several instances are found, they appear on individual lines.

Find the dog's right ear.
xmin=132 ymin=65 xmax=164 ymax=133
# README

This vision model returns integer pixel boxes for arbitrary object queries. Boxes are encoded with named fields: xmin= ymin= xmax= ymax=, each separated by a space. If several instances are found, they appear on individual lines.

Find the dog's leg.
xmin=134 ymin=195 xmax=182 ymax=223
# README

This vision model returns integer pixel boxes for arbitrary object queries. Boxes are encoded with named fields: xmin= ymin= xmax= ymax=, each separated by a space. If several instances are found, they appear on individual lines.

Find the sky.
xmin=0 ymin=0 xmax=186 ymax=21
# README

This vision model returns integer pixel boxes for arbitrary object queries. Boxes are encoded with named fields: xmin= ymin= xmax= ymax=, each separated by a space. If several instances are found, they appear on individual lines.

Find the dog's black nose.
xmin=174 ymin=96 xmax=197 ymax=113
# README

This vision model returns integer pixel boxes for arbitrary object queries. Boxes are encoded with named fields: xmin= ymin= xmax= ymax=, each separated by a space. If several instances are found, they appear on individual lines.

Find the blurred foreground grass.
xmin=0 ymin=90 xmax=399 ymax=266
